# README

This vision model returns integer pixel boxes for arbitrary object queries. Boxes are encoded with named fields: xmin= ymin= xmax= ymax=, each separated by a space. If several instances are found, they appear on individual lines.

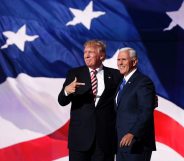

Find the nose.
xmin=85 ymin=51 xmax=91 ymax=57
xmin=84 ymin=53 xmax=89 ymax=57
xmin=118 ymin=60 xmax=123 ymax=65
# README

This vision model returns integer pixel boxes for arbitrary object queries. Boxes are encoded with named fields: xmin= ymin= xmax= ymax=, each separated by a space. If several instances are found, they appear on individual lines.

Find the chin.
xmin=120 ymin=71 xmax=124 ymax=75
xmin=86 ymin=63 xmax=91 ymax=67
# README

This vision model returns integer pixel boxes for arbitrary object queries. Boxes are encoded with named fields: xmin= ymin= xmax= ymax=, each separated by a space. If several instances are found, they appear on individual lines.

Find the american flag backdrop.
xmin=0 ymin=0 xmax=184 ymax=161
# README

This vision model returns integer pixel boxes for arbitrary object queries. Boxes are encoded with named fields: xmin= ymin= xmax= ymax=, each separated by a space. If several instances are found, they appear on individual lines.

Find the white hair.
xmin=119 ymin=47 xmax=137 ymax=60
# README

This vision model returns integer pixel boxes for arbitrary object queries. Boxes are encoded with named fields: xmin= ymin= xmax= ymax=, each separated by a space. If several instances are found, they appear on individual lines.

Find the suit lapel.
xmin=76 ymin=66 xmax=92 ymax=95
xmin=117 ymin=71 xmax=139 ymax=105
xmin=96 ymin=67 xmax=112 ymax=107
xmin=103 ymin=67 xmax=112 ymax=91
xmin=83 ymin=67 xmax=91 ymax=88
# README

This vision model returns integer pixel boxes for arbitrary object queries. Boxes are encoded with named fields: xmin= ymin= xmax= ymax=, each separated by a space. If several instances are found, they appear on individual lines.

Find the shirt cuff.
xmin=64 ymin=90 xmax=68 ymax=96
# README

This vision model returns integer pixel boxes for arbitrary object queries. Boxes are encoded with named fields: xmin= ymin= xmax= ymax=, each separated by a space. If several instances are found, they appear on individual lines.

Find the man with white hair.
xmin=115 ymin=47 xmax=156 ymax=161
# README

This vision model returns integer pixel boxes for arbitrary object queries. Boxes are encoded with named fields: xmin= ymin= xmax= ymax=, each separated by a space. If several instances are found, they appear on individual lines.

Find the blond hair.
xmin=84 ymin=40 xmax=106 ymax=54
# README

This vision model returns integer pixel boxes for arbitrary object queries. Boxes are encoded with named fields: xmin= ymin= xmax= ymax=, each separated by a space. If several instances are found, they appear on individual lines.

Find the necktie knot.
xmin=91 ymin=69 xmax=97 ymax=75
xmin=119 ymin=78 xmax=126 ymax=91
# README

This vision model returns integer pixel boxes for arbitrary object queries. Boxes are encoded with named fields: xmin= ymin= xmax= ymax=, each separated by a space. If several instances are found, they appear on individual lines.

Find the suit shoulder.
xmin=136 ymin=72 xmax=154 ymax=87
xmin=67 ymin=66 xmax=87 ymax=73
xmin=103 ymin=66 xmax=120 ymax=74
xmin=139 ymin=73 xmax=153 ymax=82
xmin=103 ymin=66 xmax=122 ymax=81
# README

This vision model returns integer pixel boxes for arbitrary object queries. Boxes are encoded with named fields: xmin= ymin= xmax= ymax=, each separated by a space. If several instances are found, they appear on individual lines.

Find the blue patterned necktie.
xmin=117 ymin=78 xmax=126 ymax=105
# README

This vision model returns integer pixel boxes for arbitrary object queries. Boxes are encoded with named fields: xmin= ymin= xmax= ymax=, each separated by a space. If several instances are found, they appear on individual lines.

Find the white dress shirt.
xmin=116 ymin=68 xmax=137 ymax=104
xmin=89 ymin=65 xmax=105 ymax=106
xmin=124 ymin=68 xmax=137 ymax=82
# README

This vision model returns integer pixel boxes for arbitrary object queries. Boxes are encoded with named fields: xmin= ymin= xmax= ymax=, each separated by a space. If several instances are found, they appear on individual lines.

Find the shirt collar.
xmin=124 ymin=68 xmax=137 ymax=82
xmin=88 ymin=65 xmax=103 ymax=74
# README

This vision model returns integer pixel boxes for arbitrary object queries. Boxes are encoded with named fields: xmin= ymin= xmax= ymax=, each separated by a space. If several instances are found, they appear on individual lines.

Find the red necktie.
xmin=91 ymin=70 xmax=97 ymax=98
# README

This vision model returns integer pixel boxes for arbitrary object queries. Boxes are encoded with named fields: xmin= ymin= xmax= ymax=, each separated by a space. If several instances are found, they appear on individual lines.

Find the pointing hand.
xmin=65 ymin=77 xmax=85 ymax=95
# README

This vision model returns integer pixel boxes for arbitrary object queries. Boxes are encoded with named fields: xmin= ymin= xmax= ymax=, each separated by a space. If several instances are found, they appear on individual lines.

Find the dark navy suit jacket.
xmin=58 ymin=66 xmax=121 ymax=153
xmin=116 ymin=70 xmax=156 ymax=154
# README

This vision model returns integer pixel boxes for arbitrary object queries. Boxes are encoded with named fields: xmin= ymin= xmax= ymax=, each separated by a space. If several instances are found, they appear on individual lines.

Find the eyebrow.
xmin=117 ymin=58 xmax=127 ymax=60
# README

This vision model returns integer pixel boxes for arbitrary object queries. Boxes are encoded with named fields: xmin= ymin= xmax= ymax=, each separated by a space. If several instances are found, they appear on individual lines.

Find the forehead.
xmin=118 ymin=50 xmax=130 ymax=58
xmin=84 ymin=45 xmax=97 ymax=51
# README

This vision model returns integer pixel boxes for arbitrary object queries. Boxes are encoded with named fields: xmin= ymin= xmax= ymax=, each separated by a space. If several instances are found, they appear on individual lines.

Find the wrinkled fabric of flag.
xmin=0 ymin=0 xmax=184 ymax=161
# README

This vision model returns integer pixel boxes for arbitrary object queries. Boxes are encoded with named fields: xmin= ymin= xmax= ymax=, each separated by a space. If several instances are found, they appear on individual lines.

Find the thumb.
xmin=73 ymin=77 xmax=77 ymax=82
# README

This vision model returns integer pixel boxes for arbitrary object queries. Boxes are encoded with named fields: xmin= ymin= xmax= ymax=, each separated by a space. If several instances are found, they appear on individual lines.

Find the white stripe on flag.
xmin=53 ymin=156 xmax=69 ymax=161
xmin=0 ymin=73 xmax=70 ymax=148
xmin=152 ymin=142 xmax=184 ymax=161
xmin=156 ymin=96 xmax=184 ymax=127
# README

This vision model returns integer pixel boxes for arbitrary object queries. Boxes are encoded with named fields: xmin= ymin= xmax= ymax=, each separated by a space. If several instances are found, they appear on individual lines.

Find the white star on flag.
xmin=1 ymin=24 xmax=39 ymax=52
xmin=164 ymin=1 xmax=184 ymax=31
xmin=66 ymin=1 xmax=105 ymax=30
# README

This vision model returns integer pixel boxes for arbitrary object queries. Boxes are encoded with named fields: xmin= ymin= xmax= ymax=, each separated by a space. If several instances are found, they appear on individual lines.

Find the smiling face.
xmin=117 ymin=50 xmax=138 ymax=76
xmin=84 ymin=41 xmax=105 ymax=69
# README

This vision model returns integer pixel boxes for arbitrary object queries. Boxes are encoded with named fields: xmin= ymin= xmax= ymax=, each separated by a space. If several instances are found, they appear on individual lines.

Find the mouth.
xmin=85 ymin=58 xmax=90 ymax=61
xmin=85 ymin=58 xmax=91 ymax=63
xmin=118 ymin=65 xmax=125 ymax=70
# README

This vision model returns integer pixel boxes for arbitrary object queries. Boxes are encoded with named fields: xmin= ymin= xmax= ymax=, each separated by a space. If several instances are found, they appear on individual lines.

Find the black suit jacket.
xmin=58 ymin=66 xmax=122 ymax=153
xmin=116 ymin=70 xmax=156 ymax=153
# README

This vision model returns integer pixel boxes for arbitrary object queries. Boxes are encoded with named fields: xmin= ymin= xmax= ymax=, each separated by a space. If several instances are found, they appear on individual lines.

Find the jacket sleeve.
xmin=128 ymin=77 xmax=156 ymax=138
xmin=58 ymin=70 xmax=74 ymax=106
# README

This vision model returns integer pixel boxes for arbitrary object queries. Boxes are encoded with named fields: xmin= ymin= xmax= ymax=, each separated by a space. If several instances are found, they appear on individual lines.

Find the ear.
xmin=100 ymin=53 xmax=105 ymax=61
xmin=133 ymin=59 xmax=138 ymax=67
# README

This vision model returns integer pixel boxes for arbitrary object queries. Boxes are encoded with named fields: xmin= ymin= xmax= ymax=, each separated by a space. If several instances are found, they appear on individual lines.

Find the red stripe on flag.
xmin=0 ymin=121 xmax=69 ymax=161
xmin=154 ymin=110 xmax=184 ymax=157
xmin=1 ymin=111 xmax=184 ymax=161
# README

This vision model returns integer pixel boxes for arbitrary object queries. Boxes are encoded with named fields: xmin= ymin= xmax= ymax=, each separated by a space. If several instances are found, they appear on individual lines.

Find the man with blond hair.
xmin=58 ymin=40 xmax=121 ymax=161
